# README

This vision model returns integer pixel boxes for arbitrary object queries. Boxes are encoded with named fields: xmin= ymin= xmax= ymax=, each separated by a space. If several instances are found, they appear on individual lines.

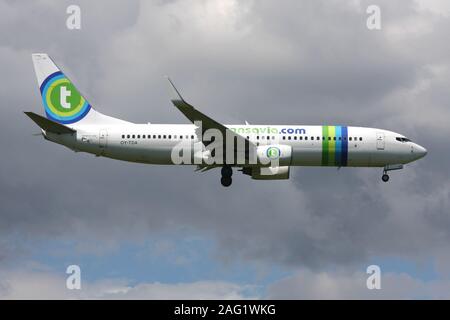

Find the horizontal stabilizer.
xmin=24 ymin=111 xmax=76 ymax=134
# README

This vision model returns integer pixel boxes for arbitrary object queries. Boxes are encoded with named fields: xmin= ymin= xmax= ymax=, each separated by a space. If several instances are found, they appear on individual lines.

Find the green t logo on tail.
xmin=40 ymin=71 xmax=91 ymax=124
xmin=59 ymin=85 xmax=72 ymax=109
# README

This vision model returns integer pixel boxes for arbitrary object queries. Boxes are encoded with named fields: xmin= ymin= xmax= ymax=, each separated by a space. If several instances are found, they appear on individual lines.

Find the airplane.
xmin=26 ymin=53 xmax=427 ymax=187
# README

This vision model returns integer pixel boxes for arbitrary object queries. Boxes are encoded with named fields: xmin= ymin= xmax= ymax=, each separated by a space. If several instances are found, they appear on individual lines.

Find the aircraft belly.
xmin=103 ymin=144 xmax=174 ymax=164
xmin=291 ymin=147 xmax=322 ymax=166
xmin=140 ymin=147 xmax=174 ymax=164
xmin=347 ymin=150 xmax=371 ymax=167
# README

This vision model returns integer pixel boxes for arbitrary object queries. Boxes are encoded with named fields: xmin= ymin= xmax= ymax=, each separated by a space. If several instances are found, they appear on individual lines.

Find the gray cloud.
xmin=267 ymin=269 xmax=450 ymax=299
xmin=0 ymin=269 xmax=257 ymax=299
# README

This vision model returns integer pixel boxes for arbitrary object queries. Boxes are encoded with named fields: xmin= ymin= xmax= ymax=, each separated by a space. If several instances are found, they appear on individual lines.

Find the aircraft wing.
xmin=167 ymin=78 xmax=255 ymax=163
xmin=167 ymin=78 xmax=239 ymax=138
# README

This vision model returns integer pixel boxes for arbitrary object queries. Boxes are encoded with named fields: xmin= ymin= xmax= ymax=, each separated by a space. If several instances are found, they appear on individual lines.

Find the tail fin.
xmin=32 ymin=53 xmax=94 ymax=124
xmin=31 ymin=53 xmax=129 ymax=125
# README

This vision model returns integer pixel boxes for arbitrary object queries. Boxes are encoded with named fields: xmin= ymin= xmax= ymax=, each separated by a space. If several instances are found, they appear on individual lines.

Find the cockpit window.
xmin=396 ymin=137 xmax=411 ymax=143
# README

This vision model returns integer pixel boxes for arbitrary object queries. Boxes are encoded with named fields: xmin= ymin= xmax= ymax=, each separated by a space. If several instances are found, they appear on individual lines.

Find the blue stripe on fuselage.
xmin=341 ymin=126 xmax=348 ymax=166
xmin=335 ymin=126 xmax=342 ymax=166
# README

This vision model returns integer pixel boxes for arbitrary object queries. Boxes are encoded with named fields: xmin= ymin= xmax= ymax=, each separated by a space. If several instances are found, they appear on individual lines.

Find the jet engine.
xmin=241 ymin=166 xmax=290 ymax=180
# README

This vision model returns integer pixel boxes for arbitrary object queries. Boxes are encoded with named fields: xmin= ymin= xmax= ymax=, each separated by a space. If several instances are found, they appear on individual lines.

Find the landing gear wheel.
xmin=382 ymin=174 xmax=390 ymax=182
xmin=220 ymin=166 xmax=233 ymax=187
xmin=221 ymin=177 xmax=232 ymax=187
xmin=221 ymin=166 xmax=233 ymax=177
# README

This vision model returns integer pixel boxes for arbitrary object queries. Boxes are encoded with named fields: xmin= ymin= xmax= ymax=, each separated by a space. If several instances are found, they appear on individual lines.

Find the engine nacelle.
xmin=244 ymin=166 xmax=290 ymax=180
xmin=256 ymin=144 xmax=292 ymax=167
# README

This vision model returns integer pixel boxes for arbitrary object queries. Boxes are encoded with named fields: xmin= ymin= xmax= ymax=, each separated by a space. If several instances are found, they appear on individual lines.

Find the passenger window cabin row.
xmin=244 ymin=136 xmax=363 ymax=141
xmin=122 ymin=134 xmax=195 ymax=140
xmin=121 ymin=134 xmax=364 ymax=142
xmin=279 ymin=136 xmax=363 ymax=142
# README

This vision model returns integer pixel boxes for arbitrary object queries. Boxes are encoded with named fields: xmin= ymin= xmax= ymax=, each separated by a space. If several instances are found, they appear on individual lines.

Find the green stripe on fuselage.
xmin=322 ymin=126 xmax=341 ymax=166
xmin=328 ymin=126 xmax=336 ymax=166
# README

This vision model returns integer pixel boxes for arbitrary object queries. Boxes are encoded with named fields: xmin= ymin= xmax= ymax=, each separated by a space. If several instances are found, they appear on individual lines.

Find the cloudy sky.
xmin=1 ymin=0 xmax=450 ymax=299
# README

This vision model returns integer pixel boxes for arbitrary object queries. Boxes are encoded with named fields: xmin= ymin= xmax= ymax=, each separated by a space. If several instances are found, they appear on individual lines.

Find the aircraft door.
xmin=376 ymin=132 xmax=385 ymax=150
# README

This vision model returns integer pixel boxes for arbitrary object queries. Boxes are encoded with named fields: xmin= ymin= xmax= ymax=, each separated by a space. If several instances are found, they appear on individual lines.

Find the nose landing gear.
xmin=381 ymin=164 xmax=403 ymax=182
xmin=221 ymin=166 xmax=233 ymax=187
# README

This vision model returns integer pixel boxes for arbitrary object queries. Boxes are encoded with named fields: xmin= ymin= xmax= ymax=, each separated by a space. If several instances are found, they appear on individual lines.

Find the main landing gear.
xmin=221 ymin=166 xmax=233 ymax=187
xmin=381 ymin=164 xmax=403 ymax=183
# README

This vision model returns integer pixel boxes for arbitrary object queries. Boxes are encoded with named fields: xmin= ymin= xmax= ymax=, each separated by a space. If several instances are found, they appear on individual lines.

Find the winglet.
xmin=166 ymin=76 xmax=186 ymax=105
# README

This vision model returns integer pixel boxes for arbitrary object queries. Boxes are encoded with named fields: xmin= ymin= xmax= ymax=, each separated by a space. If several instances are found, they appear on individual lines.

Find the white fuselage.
xmin=46 ymin=124 xmax=427 ymax=167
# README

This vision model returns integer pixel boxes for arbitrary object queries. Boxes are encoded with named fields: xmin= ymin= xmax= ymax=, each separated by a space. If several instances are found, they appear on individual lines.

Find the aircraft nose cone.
xmin=415 ymin=144 xmax=427 ymax=159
